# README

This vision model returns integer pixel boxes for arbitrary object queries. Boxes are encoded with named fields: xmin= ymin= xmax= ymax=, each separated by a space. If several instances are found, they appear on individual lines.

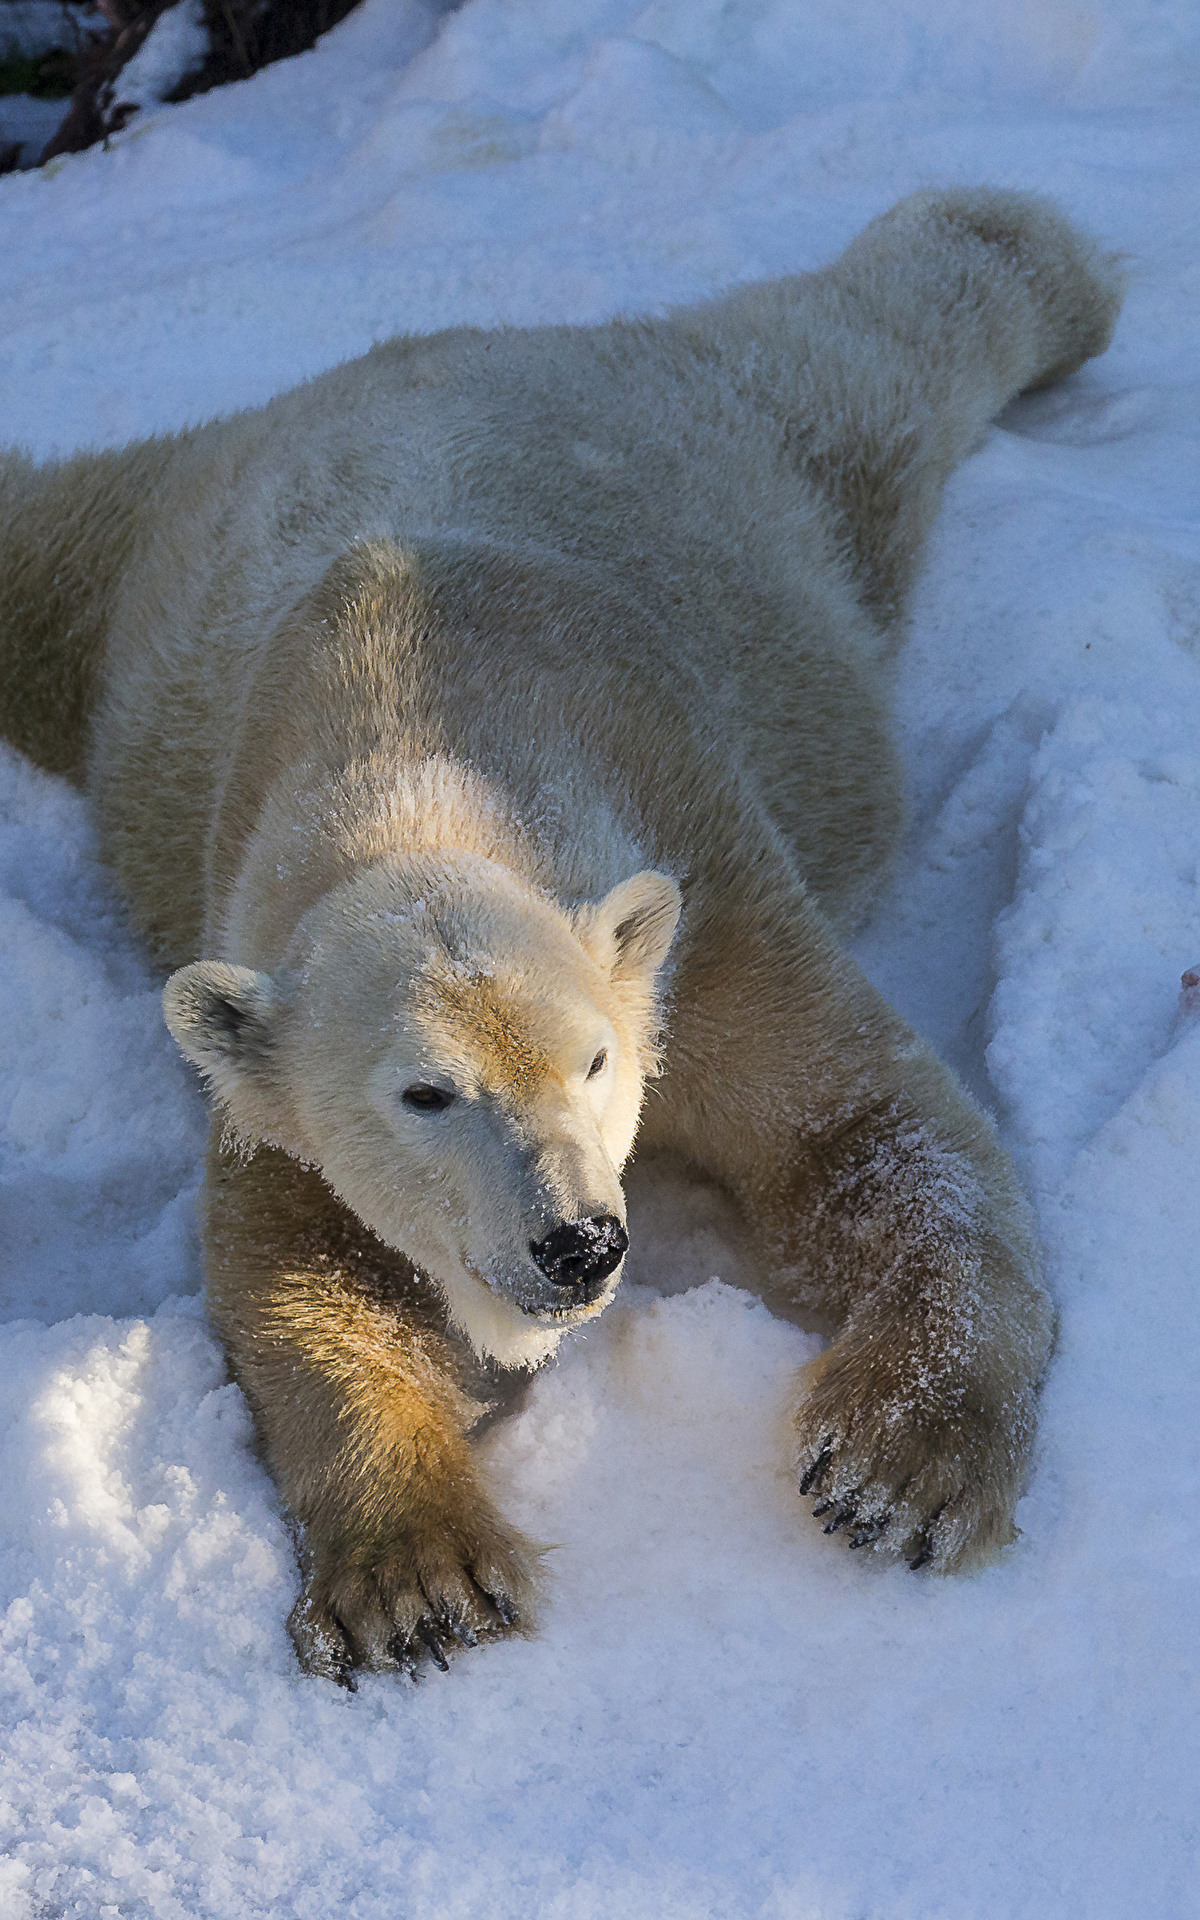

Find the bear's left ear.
xmin=575 ymin=871 xmax=682 ymax=982
xmin=162 ymin=961 xmax=288 ymax=1135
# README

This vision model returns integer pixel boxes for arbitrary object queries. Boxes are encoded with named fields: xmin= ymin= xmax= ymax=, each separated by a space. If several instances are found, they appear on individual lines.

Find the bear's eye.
xmin=402 ymin=1084 xmax=455 ymax=1112
xmin=587 ymin=1049 xmax=608 ymax=1079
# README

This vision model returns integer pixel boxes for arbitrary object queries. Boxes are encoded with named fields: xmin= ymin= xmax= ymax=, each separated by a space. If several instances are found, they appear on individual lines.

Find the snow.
xmin=0 ymin=3 xmax=92 ymax=166
xmin=112 ymin=1 xmax=210 ymax=115
xmin=0 ymin=87 xmax=62 ymax=164
xmin=0 ymin=4 xmax=92 ymax=62
xmin=2 ymin=0 xmax=1199 ymax=1913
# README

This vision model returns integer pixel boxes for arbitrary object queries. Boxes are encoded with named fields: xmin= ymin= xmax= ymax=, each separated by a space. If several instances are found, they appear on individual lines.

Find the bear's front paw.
xmin=288 ymin=1508 xmax=542 ymax=1686
xmin=794 ymin=1333 xmax=1039 ymax=1573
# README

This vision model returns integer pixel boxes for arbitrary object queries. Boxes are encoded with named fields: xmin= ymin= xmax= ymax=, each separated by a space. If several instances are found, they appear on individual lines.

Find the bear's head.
xmin=163 ymin=853 xmax=681 ymax=1366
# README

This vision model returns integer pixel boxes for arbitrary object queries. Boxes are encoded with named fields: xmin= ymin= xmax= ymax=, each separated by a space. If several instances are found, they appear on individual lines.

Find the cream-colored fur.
xmin=1 ymin=190 xmax=1123 ymax=1679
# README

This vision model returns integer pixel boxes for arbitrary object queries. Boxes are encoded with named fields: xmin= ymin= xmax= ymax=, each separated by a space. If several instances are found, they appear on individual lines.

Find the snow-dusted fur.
xmin=0 ymin=189 xmax=1122 ymax=1678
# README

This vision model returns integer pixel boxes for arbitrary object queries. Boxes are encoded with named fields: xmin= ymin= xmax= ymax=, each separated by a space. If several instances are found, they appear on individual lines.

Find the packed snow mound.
xmin=0 ymin=752 xmax=206 ymax=1327
xmin=2 ymin=0 xmax=1200 ymax=1915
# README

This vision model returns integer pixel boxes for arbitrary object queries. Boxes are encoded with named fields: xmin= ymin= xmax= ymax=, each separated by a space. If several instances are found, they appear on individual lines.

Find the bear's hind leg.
xmin=0 ymin=440 xmax=177 ymax=776
xmin=782 ymin=188 xmax=1124 ymax=629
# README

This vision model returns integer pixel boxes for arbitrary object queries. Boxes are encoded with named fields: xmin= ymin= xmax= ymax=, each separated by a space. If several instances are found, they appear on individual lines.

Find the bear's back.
xmin=90 ymin=301 xmax=898 ymax=957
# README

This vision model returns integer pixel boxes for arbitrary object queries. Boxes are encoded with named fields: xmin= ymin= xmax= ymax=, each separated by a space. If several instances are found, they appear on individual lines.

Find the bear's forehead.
xmin=410 ymin=962 xmax=560 ymax=1098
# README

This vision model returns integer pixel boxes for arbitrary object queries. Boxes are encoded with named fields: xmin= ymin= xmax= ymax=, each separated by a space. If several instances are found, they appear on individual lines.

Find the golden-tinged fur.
xmin=1 ymin=189 xmax=1123 ymax=1678
xmin=204 ymin=1139 xmax=540 ymax=1679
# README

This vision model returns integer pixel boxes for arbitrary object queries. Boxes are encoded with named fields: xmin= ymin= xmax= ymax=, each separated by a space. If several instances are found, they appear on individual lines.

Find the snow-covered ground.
xmin=2 ymin=1 xmax=1199 ymax=1913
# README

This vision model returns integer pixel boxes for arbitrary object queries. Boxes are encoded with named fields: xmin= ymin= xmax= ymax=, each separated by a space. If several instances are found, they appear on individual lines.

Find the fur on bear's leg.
xmin=0 ymin=439 xmax=180 ymax=777
xmin=837 ymin=186 xmax=1125 ymax=394
xmin=203 ymin=1135 xmax=542 ymax=1681
xmin=650 ymin=875 xmax=1054 ymax=1574
xmin=788 ymin=1108 xmax=1054 ymax=1571
xmin=289 ymin=1478 xmax=540 ymax=1687
xmin=777 ymin=187 xmax=1125 ymax=629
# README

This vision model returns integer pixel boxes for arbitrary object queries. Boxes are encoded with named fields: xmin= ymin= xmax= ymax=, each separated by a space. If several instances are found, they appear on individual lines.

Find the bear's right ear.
xmin=162 ymin=962 xmax=286 ymax=1134
xmin=574 ymin=871 xmax=682 ymax=983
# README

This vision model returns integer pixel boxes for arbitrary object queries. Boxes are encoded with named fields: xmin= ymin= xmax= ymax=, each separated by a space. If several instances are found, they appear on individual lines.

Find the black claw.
xmin=909 ymin=1500 xmax=949 ymax=1571
xmin=330 ymin=1616 xmax=359 ymax=1690
xmin=419 ymin=1621 xmax=451 ymax=1671
xmin=848 ymin=1514 xmax=890 ymax=1550
xmin=468 ymin=1569 xmax=519 ymax=1630
xmin=823 ymin=1503 xmax=857 ymax=1535
xmin=811 ymin=1499 xmax=835 ymax=1519
xmin=386 ymin=1631 xmax=421 ymax=1679
xmin=799 ymin=1446 xmax=833 ymax=1496
xmin=448 ymin=1618 xmax=478 ymax=1649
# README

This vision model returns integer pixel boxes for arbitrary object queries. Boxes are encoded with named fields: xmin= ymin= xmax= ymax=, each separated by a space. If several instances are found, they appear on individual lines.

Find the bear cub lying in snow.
xmin=1 ymin=190 xmax=1122 ymax=1682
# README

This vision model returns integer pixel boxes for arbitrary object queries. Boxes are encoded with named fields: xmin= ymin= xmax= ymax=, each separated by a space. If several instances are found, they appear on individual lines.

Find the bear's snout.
xmin=529 ymin=1215 xmax=629 ymax=1299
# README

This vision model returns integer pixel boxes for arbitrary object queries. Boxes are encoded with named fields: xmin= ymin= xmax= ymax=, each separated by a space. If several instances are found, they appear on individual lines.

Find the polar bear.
xmin=0 ymin=190 xmax=1122 ymax=1681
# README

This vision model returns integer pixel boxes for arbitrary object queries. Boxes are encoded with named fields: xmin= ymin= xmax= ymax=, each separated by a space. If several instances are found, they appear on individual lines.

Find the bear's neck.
xmin=205 ymin=537 xmax=650 ymax=967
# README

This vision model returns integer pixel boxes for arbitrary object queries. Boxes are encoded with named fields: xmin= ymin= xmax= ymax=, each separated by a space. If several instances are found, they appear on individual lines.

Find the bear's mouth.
xmin=458 ymin=1248 xmax=626 ymax=1330
xmin=523 ymin=1267 xmax=624 ymax=1318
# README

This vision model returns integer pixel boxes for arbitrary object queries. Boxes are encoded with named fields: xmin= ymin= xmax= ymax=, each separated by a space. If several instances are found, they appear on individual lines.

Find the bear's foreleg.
xmin=780 ymin=1100 xmax=1053 ymax=1571
xmin=202 ymin=1134 xmax=540 ymax=1682
xmin=654 ymin=887 xmax=1053 ymax=1572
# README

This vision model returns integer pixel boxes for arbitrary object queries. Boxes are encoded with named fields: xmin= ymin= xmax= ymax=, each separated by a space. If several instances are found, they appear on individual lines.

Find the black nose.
xmin=529 ymin=1215 xmax=629 ymax=1291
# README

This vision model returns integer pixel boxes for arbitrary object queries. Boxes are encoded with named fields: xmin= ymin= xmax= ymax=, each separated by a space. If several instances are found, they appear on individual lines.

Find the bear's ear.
xmin=575 ymin=871 xmax=682 ymax=982
xmin=162 ymin=962 xmax=285 ymax=1127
